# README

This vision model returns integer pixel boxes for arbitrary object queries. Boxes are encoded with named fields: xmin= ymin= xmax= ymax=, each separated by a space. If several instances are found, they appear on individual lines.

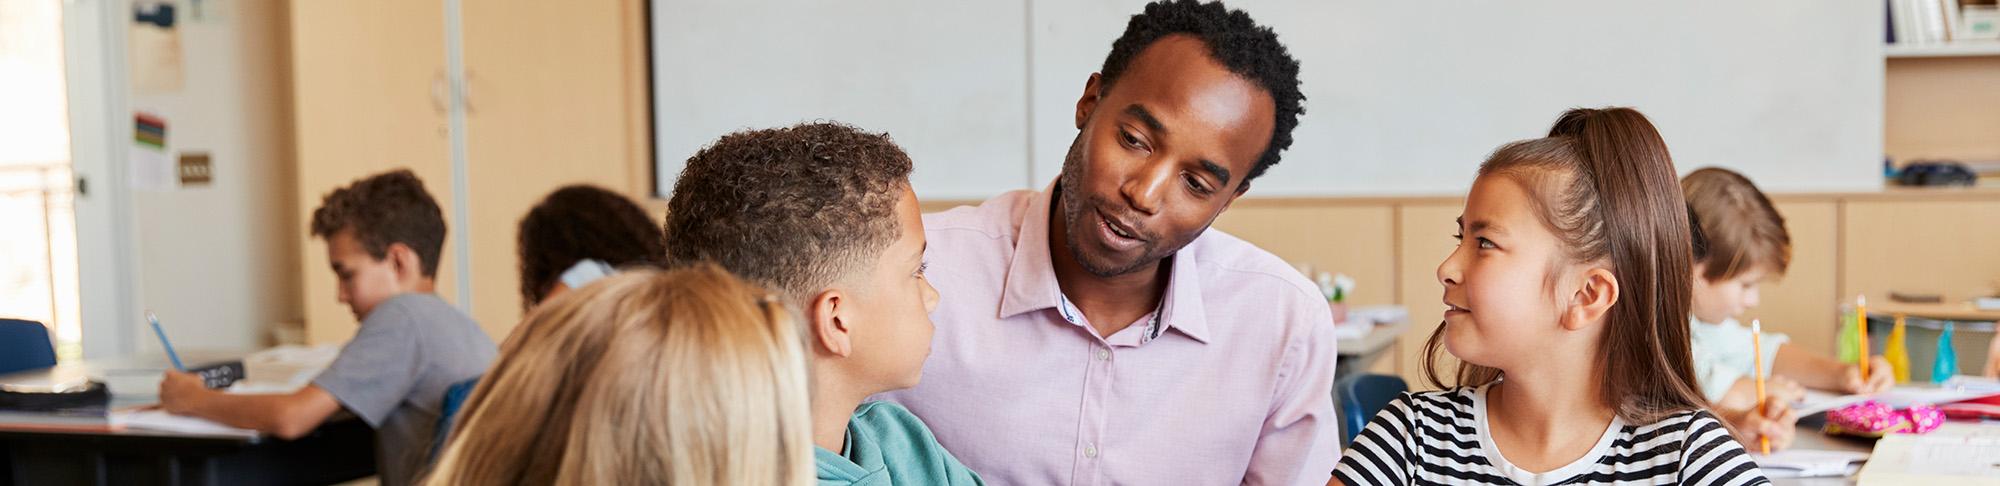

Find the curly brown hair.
xmin=309 ymin=169 xmax=446 ymax=277
xmin=517 ymin=185 xmax=664 ymax=309
xmin=661 ymin=121 xmax=913 ymax=302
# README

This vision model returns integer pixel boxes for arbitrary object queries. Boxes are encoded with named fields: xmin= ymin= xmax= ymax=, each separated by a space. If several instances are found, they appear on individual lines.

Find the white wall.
xmin=125 ymin=0 xmax=301 ymax=353
xmin=654 ymin=0 xmax=1885 ymax=198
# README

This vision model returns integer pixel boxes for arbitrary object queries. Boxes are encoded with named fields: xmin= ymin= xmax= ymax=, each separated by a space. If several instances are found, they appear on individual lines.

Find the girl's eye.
xmin=915 ymin=262 xmax=929 ymax=278
xmin=1477 ymin=237 xmax=1497 ymax=250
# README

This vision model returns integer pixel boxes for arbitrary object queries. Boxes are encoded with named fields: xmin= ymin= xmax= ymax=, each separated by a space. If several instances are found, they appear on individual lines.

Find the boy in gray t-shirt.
xmin=158 ymin=169 xmax=495 ymax=486
xmin=313 ymin=293 xmax=494 ymax=485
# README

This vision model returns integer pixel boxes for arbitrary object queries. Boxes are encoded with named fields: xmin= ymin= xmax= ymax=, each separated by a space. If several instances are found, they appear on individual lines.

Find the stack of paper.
xmin=1857 ymin=422 xmax=2000 ymax=484
xmin=1754 ymin=449 xmax=1868 ymax=478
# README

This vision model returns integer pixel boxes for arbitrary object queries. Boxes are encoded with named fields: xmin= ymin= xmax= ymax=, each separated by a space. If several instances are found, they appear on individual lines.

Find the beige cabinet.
xmin=291 ymin=0 xmax=651 ymax=343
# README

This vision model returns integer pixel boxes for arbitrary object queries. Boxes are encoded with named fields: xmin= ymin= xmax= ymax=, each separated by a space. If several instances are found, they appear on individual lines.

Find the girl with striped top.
xmin=1332 ymin=108 xmax=1768 ymax=486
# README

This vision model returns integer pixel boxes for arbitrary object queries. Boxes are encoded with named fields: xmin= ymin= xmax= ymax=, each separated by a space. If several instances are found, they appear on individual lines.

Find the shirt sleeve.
xmin=1689 ymin=320 xmax=1788 ymax=403
xmin=310 ymin=301 xmax=424 ymax=427
xmin=1758 ymin=331 xmax=1789 ymax=377
xmin=1243 ymin=303 xmax=1341 ymax=486
xmin=1678 ymin=411 xmax=1772 ymax=486
xmin=1333 ymin=393 xmax=1415 ymax=486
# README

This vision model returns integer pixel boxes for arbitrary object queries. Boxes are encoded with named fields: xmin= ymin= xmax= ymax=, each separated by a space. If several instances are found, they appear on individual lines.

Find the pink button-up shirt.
xmin=878 ymin=187 xmax=1339 ymax=486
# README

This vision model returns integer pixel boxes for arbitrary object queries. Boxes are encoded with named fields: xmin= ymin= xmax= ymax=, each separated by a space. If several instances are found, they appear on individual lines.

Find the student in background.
xmin=157 ymin=169 xmax=496 ymax=486
xmin=1682 ymin=167 xmax=1893 ymax=450
xmin=423 ymin=265 xmax=814 ymax=486
xmin=661 ymin=122 xmax=981 ymax=485
xmin=1333 ymin=108 xmax=1766 ymax=485
xmin=516 ymin=184 xmax=663 ymax=310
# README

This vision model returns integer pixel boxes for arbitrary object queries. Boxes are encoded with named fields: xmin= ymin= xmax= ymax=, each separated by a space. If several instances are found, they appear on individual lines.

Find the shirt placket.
xmin=1058 ymin=295 xmax=1116 ymax=486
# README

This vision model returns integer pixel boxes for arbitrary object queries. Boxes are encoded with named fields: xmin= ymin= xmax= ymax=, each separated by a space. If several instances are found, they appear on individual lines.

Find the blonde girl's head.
xmin=423 ymin=263 xmax=814 ymax=486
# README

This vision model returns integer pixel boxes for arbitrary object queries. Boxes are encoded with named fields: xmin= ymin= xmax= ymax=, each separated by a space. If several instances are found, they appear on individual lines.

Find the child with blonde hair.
xmin=423 ymin=264 xmax=815 ymax=486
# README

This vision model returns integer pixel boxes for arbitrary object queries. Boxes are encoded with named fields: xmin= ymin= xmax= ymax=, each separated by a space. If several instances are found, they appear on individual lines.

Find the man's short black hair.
xmin=1098 ymin=0 xmax=1304 ymax=183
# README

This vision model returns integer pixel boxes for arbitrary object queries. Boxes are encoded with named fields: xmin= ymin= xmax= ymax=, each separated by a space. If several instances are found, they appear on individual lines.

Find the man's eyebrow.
xmin=1198 ymin=159 xmax=1231 ymax=187
xmin=1123 ymin=104 xmax=1165 ymax=134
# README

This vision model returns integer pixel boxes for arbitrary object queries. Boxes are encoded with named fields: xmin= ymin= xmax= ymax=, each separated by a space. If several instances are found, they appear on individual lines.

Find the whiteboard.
xmin=650 ymin=0 xmax=1031 ymax=200
xmin=655 ymin=1 xmax=1883 ymax=198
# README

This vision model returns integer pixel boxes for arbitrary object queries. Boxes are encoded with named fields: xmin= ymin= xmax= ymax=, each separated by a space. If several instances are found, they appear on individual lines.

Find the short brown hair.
xmin=1682 ymin=167 xmax=1790 ymax=281
xmin=517 ymin=184 xmax=664 ymax=309
xmin=309 ymin=169 xmax=447 ymax=277
xmin=1425 ymin=107 xmax=1706 ymax=425
xmin=661 ymin=122 xmax=913 ymax=302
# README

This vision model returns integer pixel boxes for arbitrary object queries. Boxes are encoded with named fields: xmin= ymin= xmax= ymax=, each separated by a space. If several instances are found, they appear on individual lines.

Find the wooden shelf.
xmin=1886 ymin=40 xmax=2000 ymax=58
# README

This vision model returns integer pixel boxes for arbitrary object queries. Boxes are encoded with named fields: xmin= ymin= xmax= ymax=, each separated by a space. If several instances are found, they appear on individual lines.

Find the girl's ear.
xmin=1561 ymin=267 xmax=1619 ymax=331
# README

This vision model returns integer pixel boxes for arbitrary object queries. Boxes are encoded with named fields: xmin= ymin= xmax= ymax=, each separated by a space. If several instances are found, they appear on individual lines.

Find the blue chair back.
xmin=0 ymin=319 xmax=57 ymax=376
xmin=1339 ymin=374 xmax=1408 ymax=446
xmin=429 ymin=375 xmax=482 ymax=461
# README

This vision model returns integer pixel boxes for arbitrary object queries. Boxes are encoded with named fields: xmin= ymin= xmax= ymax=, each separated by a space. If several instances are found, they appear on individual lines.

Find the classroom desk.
xmin=1332 ymin=318 xmax=1410 ymax=442
xmin=0 ymin=352 xmax=376 ymax=486
xmin=1773 ymin=425 xmax=1875 ymax=486
xmin=1336 ymin=318 xmax=1408 ymax=372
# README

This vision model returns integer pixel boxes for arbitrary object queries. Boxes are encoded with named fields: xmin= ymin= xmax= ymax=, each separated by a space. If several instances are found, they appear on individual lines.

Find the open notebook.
xmin=111 ymin=409 xmax=258 ymax=438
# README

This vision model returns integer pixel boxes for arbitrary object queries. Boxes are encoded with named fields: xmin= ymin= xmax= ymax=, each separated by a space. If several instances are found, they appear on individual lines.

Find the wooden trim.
xmin=623 ymin=0 xmax=654 ymax=201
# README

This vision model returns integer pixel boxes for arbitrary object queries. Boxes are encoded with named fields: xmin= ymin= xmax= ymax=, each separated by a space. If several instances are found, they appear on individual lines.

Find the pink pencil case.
xmin=1823 ymin=400 xmax=1945 ymax=437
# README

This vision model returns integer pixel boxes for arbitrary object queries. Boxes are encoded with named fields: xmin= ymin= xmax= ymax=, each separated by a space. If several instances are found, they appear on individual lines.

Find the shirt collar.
xmin=996 ymin=182 xmax=1211 ymax=344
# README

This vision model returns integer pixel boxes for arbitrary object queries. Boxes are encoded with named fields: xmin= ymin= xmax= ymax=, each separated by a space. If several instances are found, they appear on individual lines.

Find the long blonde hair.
xmin=423 ymin=263 xmax=814 ymax=486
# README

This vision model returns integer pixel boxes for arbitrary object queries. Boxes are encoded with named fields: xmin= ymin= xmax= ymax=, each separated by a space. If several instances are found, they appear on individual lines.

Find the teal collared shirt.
xmin=816 ymin=401 xmax=984 ymax=486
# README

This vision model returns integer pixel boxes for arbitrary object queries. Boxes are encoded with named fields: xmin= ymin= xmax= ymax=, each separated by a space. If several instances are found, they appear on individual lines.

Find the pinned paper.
xmin=129 ymin=146 xmax=176 ymax=191
xmin=130 ymin=1 xmax=184 ymax=94
xmin=130 ymin=112 xmax=175 ymax=190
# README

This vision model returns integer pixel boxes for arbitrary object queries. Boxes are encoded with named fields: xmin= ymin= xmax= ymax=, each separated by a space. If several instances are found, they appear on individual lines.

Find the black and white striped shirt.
xmin=1335 ymin=385 xmax=1768 ymax=486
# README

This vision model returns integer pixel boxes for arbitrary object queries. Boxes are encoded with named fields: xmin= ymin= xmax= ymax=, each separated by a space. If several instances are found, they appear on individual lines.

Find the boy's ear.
xmin=1562 ymin=267 xmax=1619 ymax=331
xmin=385 ymin=242 xmax=425 ymax=281
xmin=807 ymin=289 xmax=855 ymax=358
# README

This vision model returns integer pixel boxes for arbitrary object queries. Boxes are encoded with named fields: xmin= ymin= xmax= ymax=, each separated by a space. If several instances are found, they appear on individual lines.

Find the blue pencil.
xmin=147 ymin=311 xmax=185 ymax=371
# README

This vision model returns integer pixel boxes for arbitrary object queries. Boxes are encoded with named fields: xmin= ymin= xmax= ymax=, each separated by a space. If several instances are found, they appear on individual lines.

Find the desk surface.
xmin=1773 ymin=426 xmax=1875 ymax=486
xmin=1337 ymin=319 xmax=1409 ymax=357
xmin=0 ymin=351 xmax=266 ymax=442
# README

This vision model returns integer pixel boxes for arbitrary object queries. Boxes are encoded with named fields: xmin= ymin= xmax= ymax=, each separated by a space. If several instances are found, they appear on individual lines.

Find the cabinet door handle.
xmin=431 ymin=72 xmax=449 ymax=114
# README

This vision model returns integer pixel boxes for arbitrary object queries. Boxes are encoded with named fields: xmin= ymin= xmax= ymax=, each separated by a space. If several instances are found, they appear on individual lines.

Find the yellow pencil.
xmin=1857 ymin=295 xmax=1868 ymax=380
xmin=1753 ymin=319 xmax=1769 ymax=455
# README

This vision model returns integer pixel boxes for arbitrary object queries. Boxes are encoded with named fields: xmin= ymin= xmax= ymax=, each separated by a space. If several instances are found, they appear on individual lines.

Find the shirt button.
xmin=1096 ymin=349 xmax=1110 ymax=361
xmin=1084 ymin=445 xmax=1099 ymax=458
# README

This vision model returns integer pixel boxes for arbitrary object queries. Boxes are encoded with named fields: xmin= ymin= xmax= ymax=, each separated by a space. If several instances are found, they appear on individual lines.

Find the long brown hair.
xmin=1423 ymin=107 xmax=1706 ymax=424
xmin=423 ymin=264 xmax=814 ymax=486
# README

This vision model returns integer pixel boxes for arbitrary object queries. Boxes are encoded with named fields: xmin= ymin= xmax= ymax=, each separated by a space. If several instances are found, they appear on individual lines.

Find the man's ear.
xmin=1561 ymin=267 xmax=1619 ymax=331
xmin=807 ymin=289 xmax=855 ymax=358
xmin=1075 ymin=73 xmax=1104 ymax=130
